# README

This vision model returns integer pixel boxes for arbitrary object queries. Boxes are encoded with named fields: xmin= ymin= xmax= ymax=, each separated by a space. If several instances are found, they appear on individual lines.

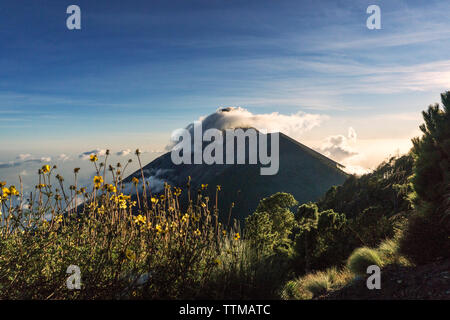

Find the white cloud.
xmin=320 ymin=135 xmax=358 ymax=162
xmin=116 ymin=149 xmax=132 ymax=156
xmin=167 ymin=107 xmax=327 ymax=150
xmin=57 ymin=154 xmax=70 ymax=161
xmin=79 ymin=149 xmax=107 ymax=160
xmin=16 ymin=154 xmax=32 ymax=161
xmin=348 ymin=127 xmax=357 ymax=142
xmin=342 ymin=164 xmax=372 ymax=176
xmin=0 ymin=155 xmax=52 ymax=169
xmin=122 ymin=169 xmax=171 ymax=194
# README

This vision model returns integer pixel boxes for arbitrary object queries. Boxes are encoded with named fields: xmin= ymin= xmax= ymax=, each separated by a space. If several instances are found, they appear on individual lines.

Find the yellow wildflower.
xmin=97 ymin=205 xmax=105 ymax=215
xmin=118 ymin=193 xmax=131 ymax=201
xmin=2 ymin=187 xmax=10 ymax=197
xmin=90 ymin=154 xmax=98 ymax=162
xmin=106 ymin=184 xmax=117 ymax=193
xmin=174 ymin=187 xmax=182 ymax=196
xmin=126 ymin=249 xmax=136 ymax=261
xmin=234 ymin=233 xmax=240 ymax=241
xmin=93 ymin=176 xmax=103 ymax=188
xmin=119 ymin=200 xmax=127 ymax=209
xmin=41 ymin=165 xmax=51 ymax=174
xmin=2 ymin=186 xmax=19 ymax=197
xmin=181 ymin=213 xmax=189 ymax=223
xmin=133 ymin=214 xmax=146 ymax=225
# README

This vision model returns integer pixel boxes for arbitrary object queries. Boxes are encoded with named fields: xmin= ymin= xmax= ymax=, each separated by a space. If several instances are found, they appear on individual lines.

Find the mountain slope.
xmin=125 ymin=131 xmax=348 ymax=222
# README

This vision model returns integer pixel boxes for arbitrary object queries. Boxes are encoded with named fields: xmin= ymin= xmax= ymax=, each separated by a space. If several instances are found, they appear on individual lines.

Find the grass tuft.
xmin=347 ymin=247 xmax=383 ymax=275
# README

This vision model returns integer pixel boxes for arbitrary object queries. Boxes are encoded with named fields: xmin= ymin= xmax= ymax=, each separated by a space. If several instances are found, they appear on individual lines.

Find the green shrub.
xmin=245 ymin=192 xmax=297 ymax=257
xmin=347 ymin=247 xmax=383 ymax=275
xmin=399 ymin=209 xmax=450 ymax=265
xmin=399 ymin=91 xmax=450 ymax=264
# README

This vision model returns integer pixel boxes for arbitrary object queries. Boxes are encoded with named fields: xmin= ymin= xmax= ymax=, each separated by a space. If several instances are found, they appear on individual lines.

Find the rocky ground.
xmin=321 ymin=258 xmax=450 ymax=300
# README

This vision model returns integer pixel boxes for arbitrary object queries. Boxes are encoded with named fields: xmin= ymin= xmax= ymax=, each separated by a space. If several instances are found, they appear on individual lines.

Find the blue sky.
xmin=1 ymin=0 xmax=450 ymax=188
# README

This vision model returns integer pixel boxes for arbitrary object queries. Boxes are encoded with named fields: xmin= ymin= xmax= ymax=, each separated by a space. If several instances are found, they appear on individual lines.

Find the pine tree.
xmin=411 ymin=91 xmax=450 ymax=208
xmin=400 ymin=92 xmax=450 ymax=264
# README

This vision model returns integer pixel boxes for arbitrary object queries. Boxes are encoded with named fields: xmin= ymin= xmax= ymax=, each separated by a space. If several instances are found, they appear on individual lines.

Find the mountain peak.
xmin=125 ymin=131 xmax=348 ymax=221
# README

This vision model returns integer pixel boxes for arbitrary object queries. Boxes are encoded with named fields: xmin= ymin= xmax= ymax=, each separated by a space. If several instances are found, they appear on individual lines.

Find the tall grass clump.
xmin=0 ymin=150 xmax=243 ymax=299
xmin=302 ymin=272 xmax=329 ymax=297
xmin=202 ymin=228 xmax=293 ymax=299
xmin=347 ymin=247 xmax=383 ymax=275
xmin=281 ymin=267 xmax=353 ymax=300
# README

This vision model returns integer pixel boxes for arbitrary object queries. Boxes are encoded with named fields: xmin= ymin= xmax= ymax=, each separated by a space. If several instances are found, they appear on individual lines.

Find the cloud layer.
xmin=0 ymin=154 xmax=52 ymax=169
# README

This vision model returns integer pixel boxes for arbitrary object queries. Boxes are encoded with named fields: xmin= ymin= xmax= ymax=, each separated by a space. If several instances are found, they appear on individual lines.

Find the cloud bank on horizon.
xmin=0 ymin=154 xmax=52 ymax=169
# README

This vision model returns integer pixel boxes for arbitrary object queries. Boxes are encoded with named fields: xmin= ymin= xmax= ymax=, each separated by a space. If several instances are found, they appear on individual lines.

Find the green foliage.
xmin=293 ymin=204 xmax=347 ymax=272
xmin=205 ymin=237 xmax=292 ymax=299
xmin=411 ymin=92 xmax=450 ymax=206
xmin=349 ymin=206 xmax=399 ymax=247
xmin=347 ymin=247 xmax=383 ymax=275
xmin=399 ymin=92 xmax=450 ymax=264
xmin=287 ymin=153 xmax=414 ymax=273
xmin=244 ymin=193 xmax=297 ymax=256
xmin=399 ymin=208 xmax=450 ymax=265
xmin=319 ymin=155 xmax=414 ymax=219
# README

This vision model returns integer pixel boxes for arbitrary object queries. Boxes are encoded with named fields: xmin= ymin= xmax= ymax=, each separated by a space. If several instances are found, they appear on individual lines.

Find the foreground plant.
xmin=0 ymin=152 xmax=240 ymax=299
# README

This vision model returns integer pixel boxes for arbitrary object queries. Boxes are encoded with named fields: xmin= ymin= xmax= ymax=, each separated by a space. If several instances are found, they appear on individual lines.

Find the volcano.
xmin=124 ymin=130 xmax=348 ymax=223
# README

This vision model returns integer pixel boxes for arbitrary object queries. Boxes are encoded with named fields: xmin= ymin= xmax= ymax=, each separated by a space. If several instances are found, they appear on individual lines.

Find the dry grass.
xmin=281 ymin=267 xmax=353 ymax=299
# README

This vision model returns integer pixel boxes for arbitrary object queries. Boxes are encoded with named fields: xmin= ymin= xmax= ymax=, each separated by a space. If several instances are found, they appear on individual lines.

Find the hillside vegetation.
xmin=277 ymin=91 xmax=450 ymax=299
xmin=0 ymin=92 xmax=449 ymax=299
